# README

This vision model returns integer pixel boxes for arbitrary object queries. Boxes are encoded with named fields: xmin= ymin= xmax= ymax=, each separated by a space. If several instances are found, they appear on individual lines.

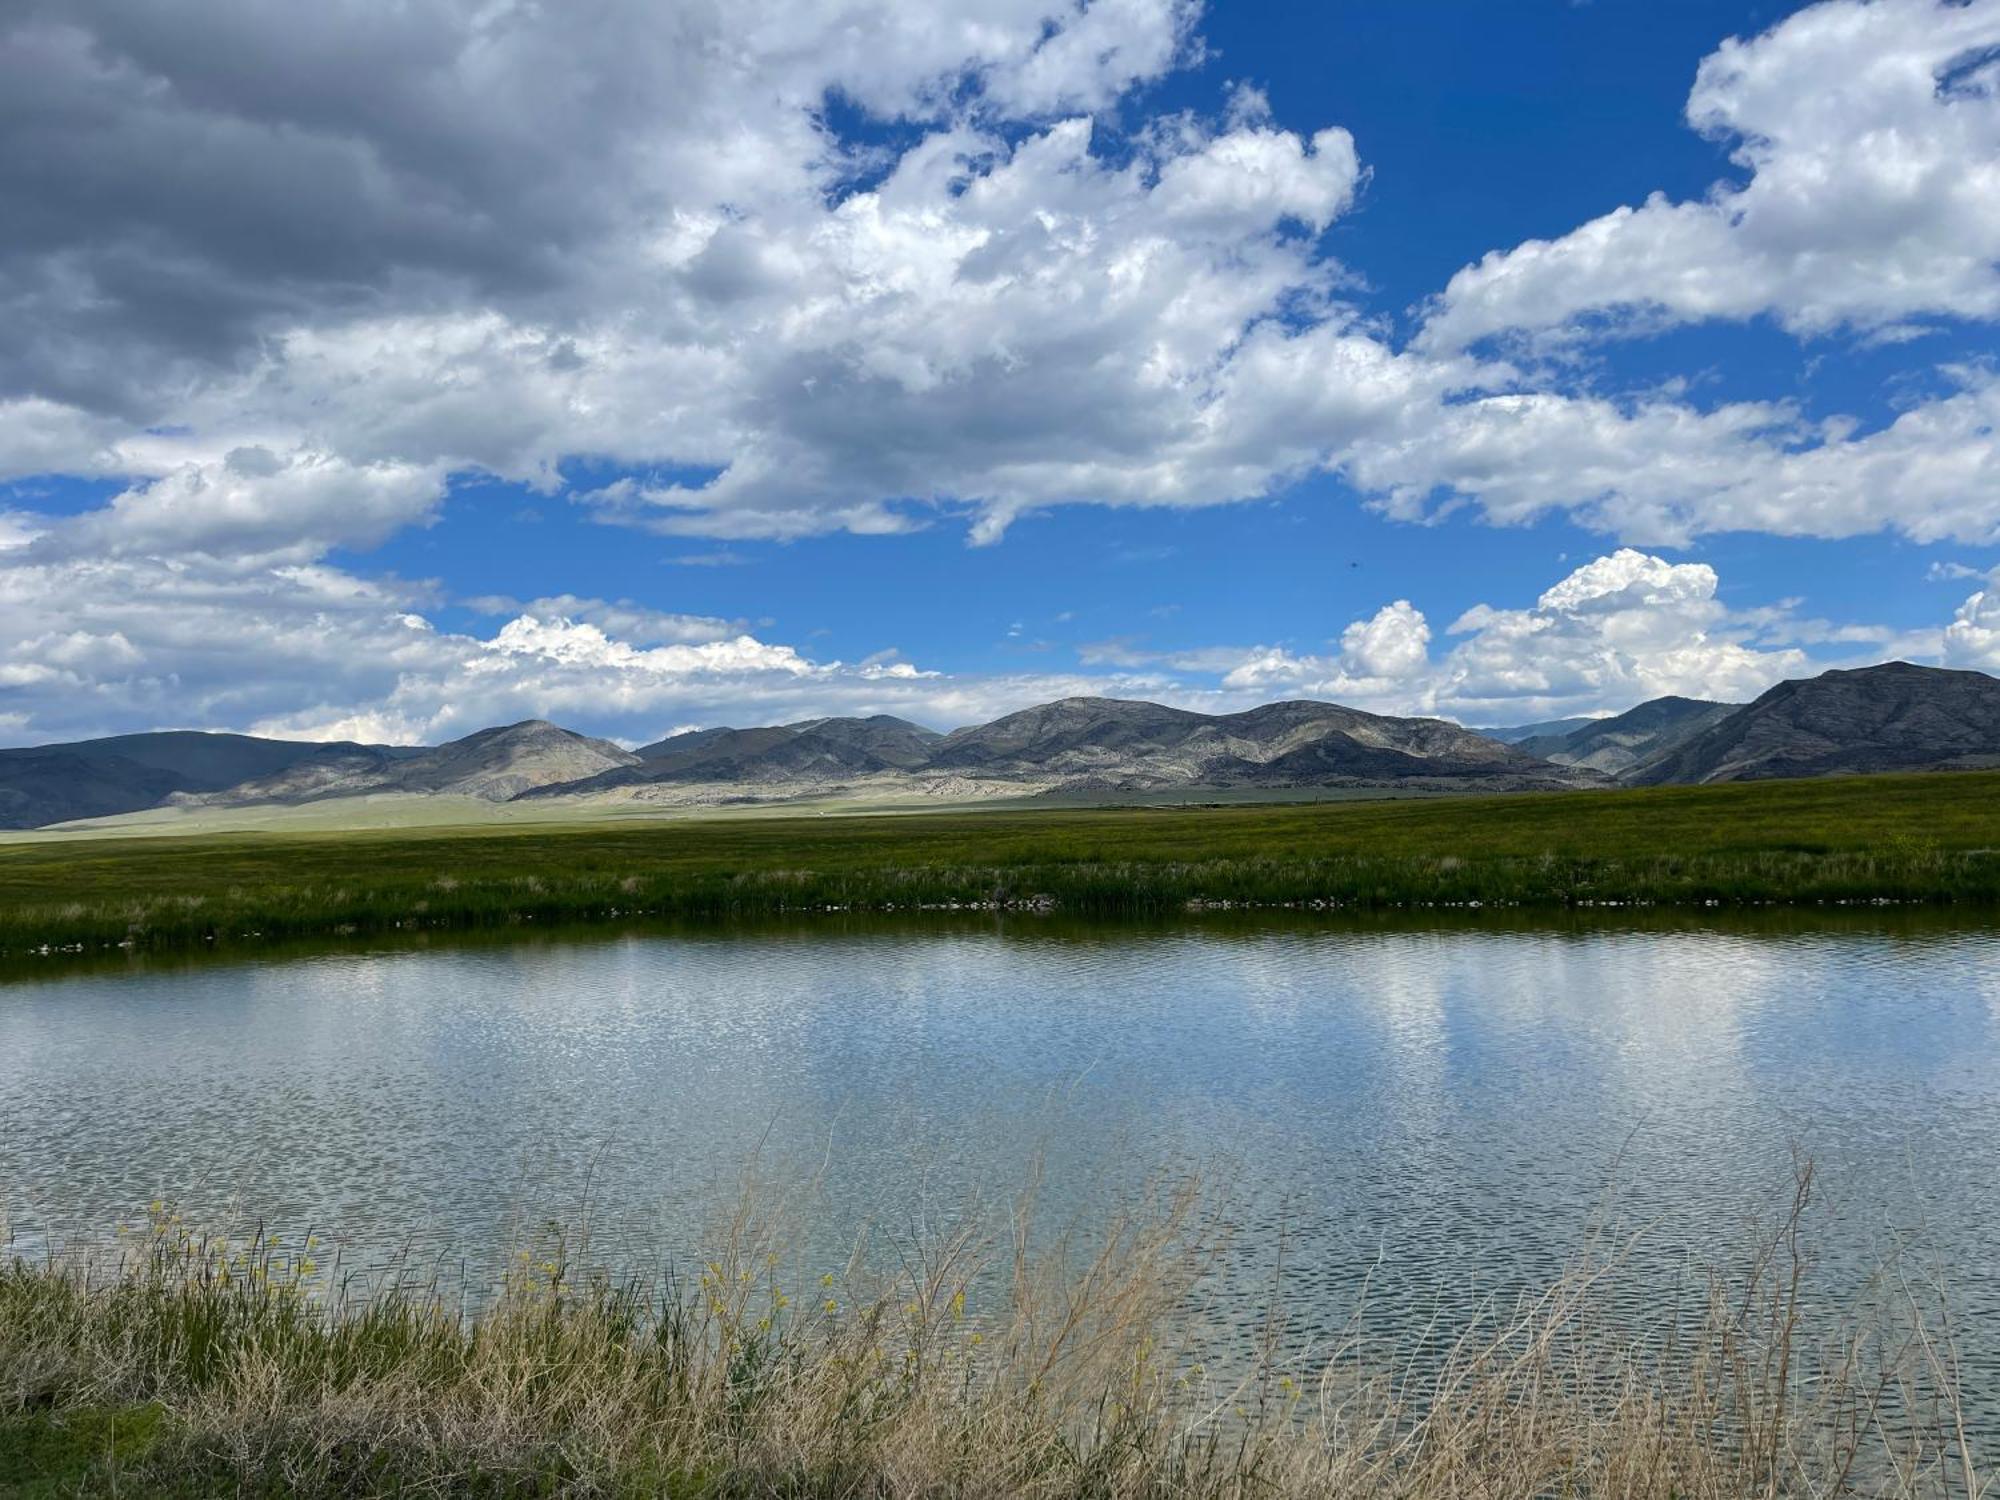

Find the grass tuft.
xmin=1 ymin=1165 xmax=1987 ymax=1497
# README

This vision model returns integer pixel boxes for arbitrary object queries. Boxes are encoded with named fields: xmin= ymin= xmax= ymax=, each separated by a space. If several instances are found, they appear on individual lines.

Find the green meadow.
xmin=2 ymin=770 xmax=1998 ymax=958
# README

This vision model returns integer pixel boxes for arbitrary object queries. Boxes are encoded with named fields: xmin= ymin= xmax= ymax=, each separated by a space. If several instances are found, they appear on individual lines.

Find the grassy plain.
xmin=1 ymin=770 xmax=1997 ymax=957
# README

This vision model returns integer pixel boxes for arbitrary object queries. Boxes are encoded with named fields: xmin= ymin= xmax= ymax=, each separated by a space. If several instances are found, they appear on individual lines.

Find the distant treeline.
xmin=3 ymin=771 xmax=1999 ymax=960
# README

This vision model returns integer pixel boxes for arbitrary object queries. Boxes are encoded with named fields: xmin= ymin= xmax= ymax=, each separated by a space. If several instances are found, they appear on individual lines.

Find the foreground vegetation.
xmin=3 ymin=771 xmax=2000 ymax=956
xmin=1 ymin=1167 xmax=1985 ymax=1498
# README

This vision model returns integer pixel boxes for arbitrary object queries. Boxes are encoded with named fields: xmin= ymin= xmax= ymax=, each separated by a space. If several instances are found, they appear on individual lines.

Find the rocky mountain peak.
xmin=1630 ymin=662 xmax=2000 ymax=784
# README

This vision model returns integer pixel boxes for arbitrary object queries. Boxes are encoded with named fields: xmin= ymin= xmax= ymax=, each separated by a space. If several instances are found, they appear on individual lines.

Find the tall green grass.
xmin=5 ymin=771 xmax=2000 ymax=958
xmin=1 ymin=1165 xmax=1984 ymax=1497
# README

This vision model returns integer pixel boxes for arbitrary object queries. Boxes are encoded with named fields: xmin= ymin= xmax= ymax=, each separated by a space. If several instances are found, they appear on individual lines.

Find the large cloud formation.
xmin=1421 ymin=0 xmax=2000 ymax=350
xmin=1 ymin=0 xmax=1998 ymax=741
xmin=0 ymin=510 xmax=1857 ymax=742
xmin=1197 ymin=550 xmax=1819 ymax=722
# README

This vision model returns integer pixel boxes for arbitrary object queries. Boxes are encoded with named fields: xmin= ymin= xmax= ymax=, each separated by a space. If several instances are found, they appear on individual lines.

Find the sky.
xmin=3 ymin=0 xmax=2000 ymax=747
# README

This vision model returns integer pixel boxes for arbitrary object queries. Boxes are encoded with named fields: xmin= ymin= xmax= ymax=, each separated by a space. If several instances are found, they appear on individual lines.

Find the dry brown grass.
xmin=0 ymin=1162 xmax=1988 ymax=1497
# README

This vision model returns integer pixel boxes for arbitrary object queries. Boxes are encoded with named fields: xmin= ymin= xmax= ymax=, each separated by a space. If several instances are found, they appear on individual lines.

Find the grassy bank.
xmin=4 ymin=771 xmax=2000 ymax=957
xmin=1 ymin=1171 xmax=1983 ymax=1498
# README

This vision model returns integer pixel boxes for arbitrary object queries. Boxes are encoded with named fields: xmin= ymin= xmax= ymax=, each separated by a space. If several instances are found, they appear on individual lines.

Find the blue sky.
xmin=2 ymin=0 xmax=1998 ymax=744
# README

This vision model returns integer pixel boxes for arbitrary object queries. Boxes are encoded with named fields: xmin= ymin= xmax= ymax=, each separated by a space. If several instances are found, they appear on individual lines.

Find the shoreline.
xmin=2 ymin=1167 xmax=1984 ymax=1498
xmin=4 ymin=768 xmax=2000 ymax=962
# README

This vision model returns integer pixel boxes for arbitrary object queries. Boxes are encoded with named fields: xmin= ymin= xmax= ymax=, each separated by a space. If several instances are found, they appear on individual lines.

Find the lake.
xmin=4 ymin=915 xmax=1999 ymax=1411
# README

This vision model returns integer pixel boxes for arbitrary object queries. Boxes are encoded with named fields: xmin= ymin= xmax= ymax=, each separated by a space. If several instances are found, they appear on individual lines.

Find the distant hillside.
xmin=928 ymin=698 xmax=1206 ymax=776
xmin=913 ymin=696 xmax=1591 ymax=792
xmin=1629 ymin=663 xmax=2000 ymax=785
xmin=1469 ymin=716 xmax=1596 ymax=745
xmin=1516 ymin=696 xmax=1739 ymax=779
xmin=184 ymin=721 xmax=640 ymax=806
xmin=0 ymin=730 xmax=388 ymax=829
xmin=785 ymin=715 xmax=943 ymax=770
xmin=634 ymin=726 xmax=747 ymax=761
xmin=533 ymin=716 xmax=945 ymax=798
xmin=0 ymin=750 xmax=190 ymax=830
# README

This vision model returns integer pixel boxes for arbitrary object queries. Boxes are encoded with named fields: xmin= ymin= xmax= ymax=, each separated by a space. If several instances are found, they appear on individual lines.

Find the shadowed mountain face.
xmin=1628 ymin=663 xmax=2000 ymax=785
xmin=639 ymin=726 xmax=800 ymax=776
xmin=784 ymin=716 xmax=944 ymax=771
xmin=0 ymin=750 xmax=191 ymax=830
xmin=1514 ymin=697 xmax=1740 ymax=779
xmin=0 ymin=731 xmax=394 ymax=829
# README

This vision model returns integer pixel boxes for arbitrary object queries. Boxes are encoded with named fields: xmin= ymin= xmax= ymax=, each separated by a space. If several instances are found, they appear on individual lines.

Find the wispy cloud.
xmin=1928 ymin=560 xmax=1989 ymax=582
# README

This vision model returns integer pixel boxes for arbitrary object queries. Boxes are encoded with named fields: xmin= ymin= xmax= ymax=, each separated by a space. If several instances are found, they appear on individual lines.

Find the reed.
xmin=1 ymin=1164 xmax=1986 ymax=1497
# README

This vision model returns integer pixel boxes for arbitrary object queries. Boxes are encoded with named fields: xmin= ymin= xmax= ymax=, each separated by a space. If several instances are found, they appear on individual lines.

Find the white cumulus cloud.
xmin=1944 ymin=578 xmax=2000 ymax=669
xmin=1 ymin=0 xmax=1996 ymax=745
xmin=1217 ymin=550 xmax=1814 ymax=721
xmin=1421 ymin=0 xmax=2000 ymax=350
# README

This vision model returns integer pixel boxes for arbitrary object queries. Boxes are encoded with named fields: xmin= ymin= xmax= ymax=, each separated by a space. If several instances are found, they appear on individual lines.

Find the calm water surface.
xmin=4 ymin=919 xmax=1999 ymax=1394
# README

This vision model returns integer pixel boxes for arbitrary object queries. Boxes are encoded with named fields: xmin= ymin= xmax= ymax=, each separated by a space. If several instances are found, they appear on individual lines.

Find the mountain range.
xmin=173 ymin=721 xmax=640 ymax=808
xmin=1510 ymin=696 xmax=1739 ymax=779
xmin=508 ymin=696 xmax=1592 ymax=810
xmin=0 ymin=732 xmax=418 ymax=830
xmin=1626 ymin=662 xmax=2000 ymax=785
xmin=3 ymin=661 xmax=1997 ymax=830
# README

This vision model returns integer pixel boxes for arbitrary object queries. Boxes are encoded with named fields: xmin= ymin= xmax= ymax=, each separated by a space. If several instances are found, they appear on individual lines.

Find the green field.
xmin=1 ymin=769 xmax=1996 ymax=958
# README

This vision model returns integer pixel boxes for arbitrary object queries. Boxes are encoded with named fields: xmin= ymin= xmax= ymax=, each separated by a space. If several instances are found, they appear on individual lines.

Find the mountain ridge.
xmin=8 ymin=662 xmax=2000 ymax=829
xmin=1469 ymin=716 xmax=1597 ymax=744
xmin=178 ymin=720 xmax=643 ymax=808
xmin=1513 ymin=696 xmax=1740 ymax=778
xmin=0 ymin=730 xmax=404 ymax=829
xmin=1627 ymin=662 xmax=2000 ymax=785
